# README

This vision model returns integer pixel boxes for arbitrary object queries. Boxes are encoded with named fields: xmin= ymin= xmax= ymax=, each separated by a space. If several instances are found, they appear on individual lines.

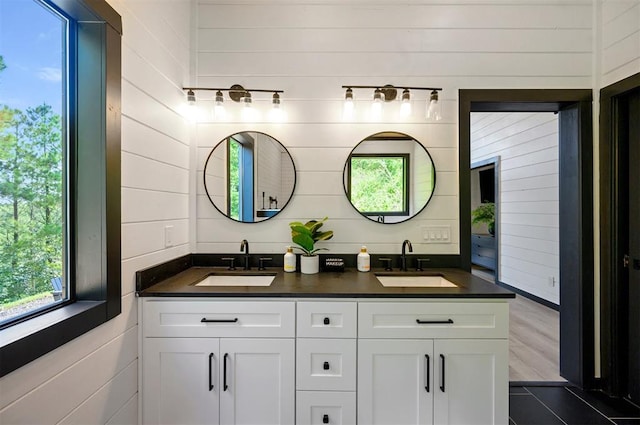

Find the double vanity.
xmin=137 ymin=262 xmax=513 ymax=425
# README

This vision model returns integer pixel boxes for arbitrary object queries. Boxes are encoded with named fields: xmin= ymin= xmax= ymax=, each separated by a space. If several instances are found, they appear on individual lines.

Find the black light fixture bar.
xmin=183 ymin=84 xmax=284 ymax=103
xmin=341 ymin=85 xmax=442 ymax=91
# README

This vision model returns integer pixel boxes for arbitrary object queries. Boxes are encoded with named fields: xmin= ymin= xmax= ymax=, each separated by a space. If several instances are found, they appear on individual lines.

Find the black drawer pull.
xmin=323 ymin=317 xmax=330 ymax=325
xmin=323 ymin=414 xmax=329 ymax=424
xmin=425 ymin=354 xmax=430 ymax=392
xmin=201 ymin=318 xmax=239 ymax=323
xmin=416 ymin=319 xmax=454 ymax=325
xmin=323 ymin=361 xmax=330 ymax=370
xmin=223 ymin=353 xmax=229 ymax=391
xmin=440 ymin=354 xmax=446 ymax=392
xmin=208 ymin=353 xmax=214 ymax=391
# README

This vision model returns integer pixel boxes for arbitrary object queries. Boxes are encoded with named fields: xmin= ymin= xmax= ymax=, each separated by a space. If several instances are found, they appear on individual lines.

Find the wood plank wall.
xmin=0 ymin=1 xmax=191 ymax=423
xmin=600 ymin=0 xmax=640 ymax=87
xmin=471 ymin=112 xmax=560 ymax=304
xmin=193 ymin=0 xmax=592 ymax=256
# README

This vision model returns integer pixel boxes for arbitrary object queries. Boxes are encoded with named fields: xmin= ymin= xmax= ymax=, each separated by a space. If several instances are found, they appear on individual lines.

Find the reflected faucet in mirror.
xmin=203 ymin=132 xmax=296 ymax=223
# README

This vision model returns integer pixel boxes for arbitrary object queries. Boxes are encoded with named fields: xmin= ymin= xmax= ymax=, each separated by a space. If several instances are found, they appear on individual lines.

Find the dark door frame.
xmin=459 ymin=89 xmax=594 ymax=388
xmin=599 ymin=72 xmax=640 ymax=398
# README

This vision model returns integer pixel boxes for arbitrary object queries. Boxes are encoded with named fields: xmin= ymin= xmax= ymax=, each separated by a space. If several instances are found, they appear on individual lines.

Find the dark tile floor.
xmin=510 ymin=386 xmax=640 ymax=425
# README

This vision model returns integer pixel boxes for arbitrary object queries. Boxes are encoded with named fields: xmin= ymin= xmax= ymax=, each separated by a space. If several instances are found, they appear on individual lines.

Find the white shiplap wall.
xmin=600 ymin=0 xmax=640 ymax=87
xmin=193 ymin=0 xmax=592 ymax=256
xmin=471 ymin=112 xmax=560 ymax=304
xmin=0 ymin=1 xmax=191 ymax=424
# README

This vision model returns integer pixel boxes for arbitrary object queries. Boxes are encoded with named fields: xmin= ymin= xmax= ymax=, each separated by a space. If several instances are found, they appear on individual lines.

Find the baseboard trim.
xmin=497 ymin=280 xmax=560 ymax=311
xmin=510 ymin=381 xmax=568 ymax=387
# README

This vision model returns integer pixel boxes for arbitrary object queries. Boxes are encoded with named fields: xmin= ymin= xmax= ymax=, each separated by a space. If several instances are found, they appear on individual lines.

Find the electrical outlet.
xmin=421 ymin=225 xmax=451 ymax=243
xmin=164 ymin=225 xmax=174 ymax=248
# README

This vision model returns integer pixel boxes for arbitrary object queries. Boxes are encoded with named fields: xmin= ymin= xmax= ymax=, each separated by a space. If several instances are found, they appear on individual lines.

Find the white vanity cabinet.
xmin=140 ymin=297 xmax=509 ymax=425
xmin=141 ymin=300 xmax=296 ymax=425
xmin=357 ymin=302 xmax=509 ymax=425
xmin=295 ymin=301 xmax=357 ymax=425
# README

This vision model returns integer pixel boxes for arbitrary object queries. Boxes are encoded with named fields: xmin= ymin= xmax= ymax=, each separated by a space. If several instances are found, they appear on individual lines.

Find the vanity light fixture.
xmin=213 ymin=90 xmax=225 ymax=120
xmin=371 ymin=88 xmax=384 ymax=119
xmin=426 ymin=90 xmax=442 ymax=121
xmin=400 ymin=88 xmax=411 ymax=117
xmin=341 ymin=85 xmax=442 ymax=121
xmin=343 ymin=88 xmax=355 ymax=120
xmin=182 ymin=84 xmax=285 ymax=122
xmin=269 ymin=92 xmax=286 ymax=123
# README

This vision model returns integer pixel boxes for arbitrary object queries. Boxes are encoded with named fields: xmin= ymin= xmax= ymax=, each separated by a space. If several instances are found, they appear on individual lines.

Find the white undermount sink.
xmin=194 ymin=274 xmax=276 ymax=287
xmin=375 ymin=274 xmax=458 ymax=288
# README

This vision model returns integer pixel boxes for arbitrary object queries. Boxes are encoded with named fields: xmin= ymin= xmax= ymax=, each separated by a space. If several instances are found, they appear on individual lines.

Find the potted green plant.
xmin=472 ymin=202 xmax=495 ymax=235
xmin=289 ymin=217 xmax=334 ymax=274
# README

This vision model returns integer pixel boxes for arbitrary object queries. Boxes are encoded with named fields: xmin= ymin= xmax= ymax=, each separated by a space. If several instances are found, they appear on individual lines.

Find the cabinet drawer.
xmin=297 ymin=302 xmax=357 ymax=338
xmin=143 ymin=300 xmax=295 ymax=338
xmin=358 ymin=302 xmax=508 ymax=339
xmin=297 ymin=339 xmax=356 ymax=391
xmin=296 ymin=391 xmax=356 ymax=425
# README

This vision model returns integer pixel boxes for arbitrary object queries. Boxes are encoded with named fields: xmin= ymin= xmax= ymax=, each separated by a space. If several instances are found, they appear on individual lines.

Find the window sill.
xmin=0 ymin=301 xmax=106 ymax=377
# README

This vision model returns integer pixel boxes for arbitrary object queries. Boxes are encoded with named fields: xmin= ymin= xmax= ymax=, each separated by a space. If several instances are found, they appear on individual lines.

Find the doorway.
xmin=600 ymin=72 xmax=640 ymax=404
xmin=469 ymin=112 xmax=563 ymax=382
xmin=459 ymin=89 xmax=594 ymax=388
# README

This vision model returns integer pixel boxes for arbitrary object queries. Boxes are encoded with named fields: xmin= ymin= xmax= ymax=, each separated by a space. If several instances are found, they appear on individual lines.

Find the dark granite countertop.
xmin=137 ymin=266 xmax=515 ymax=299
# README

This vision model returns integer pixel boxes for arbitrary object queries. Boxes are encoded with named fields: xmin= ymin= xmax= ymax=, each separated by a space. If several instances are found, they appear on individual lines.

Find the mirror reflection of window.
xmin=343 ymin=132 xmax=436 ymax=224
xmin=203 ymin=132 xmax=296 ymax=223
xmin=348 ymin=154 xmax=409 ymax=216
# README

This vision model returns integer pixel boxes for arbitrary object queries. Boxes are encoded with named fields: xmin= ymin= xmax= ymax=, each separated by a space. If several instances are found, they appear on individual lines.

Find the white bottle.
xmin=357 ymin=246 xmax=370 ymax=272
xmin=284 ymin=246 xmax=296 ymax=272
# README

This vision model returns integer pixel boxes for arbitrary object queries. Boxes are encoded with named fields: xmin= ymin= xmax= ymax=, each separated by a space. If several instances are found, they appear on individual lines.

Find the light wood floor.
xmin=471 ymin=267 xmax=565 ymax=382
xmin=509 ymin=295 xmax=565 ymax=382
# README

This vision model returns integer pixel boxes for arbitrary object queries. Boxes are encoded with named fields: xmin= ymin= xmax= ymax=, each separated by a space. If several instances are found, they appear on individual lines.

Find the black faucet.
xmin=401 ymin=239 xmax=413 ymax=271
xmin=240 ymin=239 xmax=250 ymax=270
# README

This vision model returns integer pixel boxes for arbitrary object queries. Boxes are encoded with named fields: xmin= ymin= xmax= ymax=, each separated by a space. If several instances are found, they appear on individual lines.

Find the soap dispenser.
xmin=284 ymin=246 xmax=296 ymax=272
xmin=357 ymin=246 xmax=370 ymax=272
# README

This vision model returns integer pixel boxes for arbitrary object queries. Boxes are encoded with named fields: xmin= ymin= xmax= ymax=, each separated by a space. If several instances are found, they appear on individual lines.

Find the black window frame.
xmin=0 ymin=0 xmax=122 ymax=378
xmin=346 ymin=153 xmax=410 ymax=216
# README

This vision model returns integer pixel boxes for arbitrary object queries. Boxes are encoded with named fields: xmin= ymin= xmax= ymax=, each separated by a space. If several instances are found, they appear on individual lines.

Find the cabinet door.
xmin=358 ymin=339 xmax=434 ymax=425
xmin=433 ymin=339 xmax=508 ymax=425
xmin=219 ymin=338 xmax=295 ymax=425
xmin=142 ymin=338 xmax=219 ymax=425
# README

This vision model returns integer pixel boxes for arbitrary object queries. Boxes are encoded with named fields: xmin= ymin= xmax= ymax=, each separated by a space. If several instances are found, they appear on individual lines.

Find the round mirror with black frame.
xmin=203 ymin=131 xmax=296 ymax=223
xmin=343 ymin=131 xmax=436 ymax=224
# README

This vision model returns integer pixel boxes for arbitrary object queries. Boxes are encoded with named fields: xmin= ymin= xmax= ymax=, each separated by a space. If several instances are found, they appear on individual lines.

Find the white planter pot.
xmin=300 ymin=255 xmax=319 ymax=274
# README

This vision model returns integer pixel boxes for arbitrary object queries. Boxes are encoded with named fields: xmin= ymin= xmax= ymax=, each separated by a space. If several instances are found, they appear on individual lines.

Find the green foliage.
xmin=289 ymin=217 xmax=334 ymax=256
xmin=472 ymin=202 xmax=495 ymax=226
xmin=0 ymin=102 xmax=63 ymax=304
xmin=228 ymin=139 xmax=240 ymax=220
xmin=350 ymin=156 xmax=405 ymax=212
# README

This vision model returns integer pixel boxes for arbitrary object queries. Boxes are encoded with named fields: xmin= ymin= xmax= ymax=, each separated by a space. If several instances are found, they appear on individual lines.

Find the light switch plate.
xmin=421 ymin=225 xmax=451 ymax=243
xmin=164 ymin=225 xmax=174 ymax=247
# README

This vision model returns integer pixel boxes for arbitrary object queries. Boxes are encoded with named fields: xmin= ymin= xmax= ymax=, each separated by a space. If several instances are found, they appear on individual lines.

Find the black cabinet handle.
xmin=223 ymin=353 xmax=229 ymax=391
xmin=201 ymin=318 xmax=239 ymax=323
xmin=208 ymin=353 xmax=215 ymax=391
xmin=439 ymin=354 xmax=445 ymax=392
xmin=323 ymin=414 xmax=329 ymax=424
xmin=323 ymin=317 xmax=330 ymax=325
xmin=323 ymin=361 xmax=330 ymax=370
xmin=425 ymin=354 xmax=430 ymax=392
xmin=416 ymin=319 xmax=454 ymax=325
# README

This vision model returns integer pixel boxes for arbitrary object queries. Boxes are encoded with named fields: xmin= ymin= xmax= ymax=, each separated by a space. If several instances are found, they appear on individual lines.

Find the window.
xmin=347 ymin=154 xmax=410 ymax=216
xmin=0 ymin=0 xmax=68 ymax=324
xmin=227 ymin=136 xmax=254 ymax=222
xmin=0 ymin=0 xmax=121 ymax=377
